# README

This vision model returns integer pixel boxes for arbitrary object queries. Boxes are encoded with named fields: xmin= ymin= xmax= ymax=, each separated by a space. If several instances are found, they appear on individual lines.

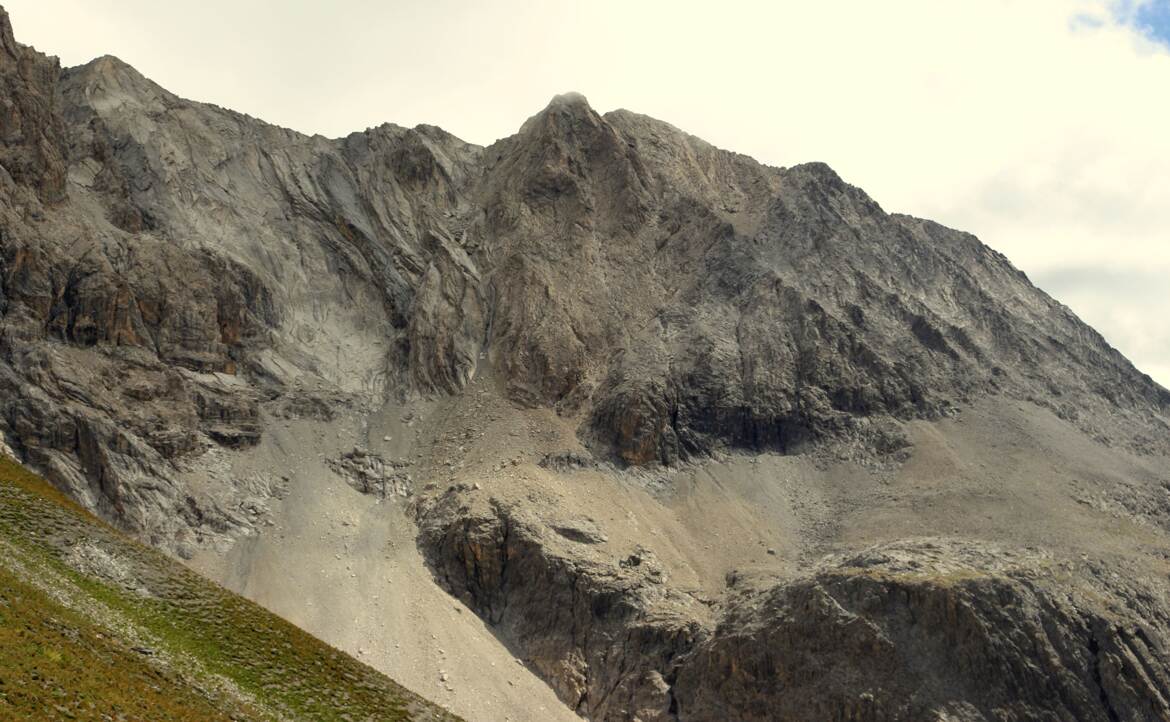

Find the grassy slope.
xmin=0 ymin=455 xmax=461 ymax=721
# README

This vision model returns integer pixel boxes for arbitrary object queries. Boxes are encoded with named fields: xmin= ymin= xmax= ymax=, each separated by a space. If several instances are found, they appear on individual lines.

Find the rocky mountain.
xmin=2 ymin=6 xmax=1170 ymax=720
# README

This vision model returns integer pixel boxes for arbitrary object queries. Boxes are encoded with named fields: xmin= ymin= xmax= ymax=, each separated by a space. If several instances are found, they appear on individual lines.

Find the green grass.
xmin=0 ymin=455 xmax=461 ymax=721
xmin=0 ymin=564 xmax=247 ymax=721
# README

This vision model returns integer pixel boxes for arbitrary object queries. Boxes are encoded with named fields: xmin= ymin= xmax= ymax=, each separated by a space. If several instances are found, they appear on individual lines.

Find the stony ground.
xmin=188 ymin=367 xmax=1170 ymax=721
xmin=188 ymin=398 xmax=581 ymax=722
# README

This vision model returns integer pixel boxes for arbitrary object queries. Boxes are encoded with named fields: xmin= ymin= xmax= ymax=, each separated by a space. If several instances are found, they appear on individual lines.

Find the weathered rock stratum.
xmin=2 ymin=6 xmax=1169 ymax=720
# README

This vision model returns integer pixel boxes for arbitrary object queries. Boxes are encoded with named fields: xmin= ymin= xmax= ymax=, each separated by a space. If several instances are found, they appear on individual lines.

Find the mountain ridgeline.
xmin=2 ymin=6 xmax=1170 ymax=721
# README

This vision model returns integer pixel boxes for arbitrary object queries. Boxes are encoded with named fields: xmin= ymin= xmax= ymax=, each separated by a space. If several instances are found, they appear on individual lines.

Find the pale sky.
xmin=5 ymin=0 xmax=1169 ymax=386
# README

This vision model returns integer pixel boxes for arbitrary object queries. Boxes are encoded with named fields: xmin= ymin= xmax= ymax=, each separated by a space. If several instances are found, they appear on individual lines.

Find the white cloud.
xmin=4 ymin=0 xmax=1169 ymax=386
xmin=1035 ymin=266 xmax=1170 ymax=387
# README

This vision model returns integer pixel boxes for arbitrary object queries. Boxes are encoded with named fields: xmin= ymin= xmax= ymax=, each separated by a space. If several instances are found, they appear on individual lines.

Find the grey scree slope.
xmin=2 ymin=6 xmax=1170 ymax=721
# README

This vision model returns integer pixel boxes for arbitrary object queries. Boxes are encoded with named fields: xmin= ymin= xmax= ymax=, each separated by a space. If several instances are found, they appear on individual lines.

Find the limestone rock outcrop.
xmin=420 ymin=490 xmax=1170 ymax=721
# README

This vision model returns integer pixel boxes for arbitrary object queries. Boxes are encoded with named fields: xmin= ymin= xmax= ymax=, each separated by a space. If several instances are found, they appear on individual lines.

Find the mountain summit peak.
xmin=514 ymin=90 xmax=605 ymax=140
xmin=546 ymin=90 xmax=591 ymax=109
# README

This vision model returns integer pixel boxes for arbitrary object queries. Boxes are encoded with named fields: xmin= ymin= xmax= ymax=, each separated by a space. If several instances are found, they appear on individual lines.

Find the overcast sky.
xmin=5 ymin=0 xmax=1169 ymax=386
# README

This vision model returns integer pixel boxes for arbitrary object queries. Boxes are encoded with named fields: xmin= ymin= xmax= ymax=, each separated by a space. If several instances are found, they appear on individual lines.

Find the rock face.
xmin=420 ymin=493 xmax=1170 ymax=721
xmin=673 ymin=542 xmax=1170 ymax=722
xmin=419 ymin=492 xmax=704 ymax=719
xmin=2 ymin=6 xmax=1170 ymax=720
xmin=0 ymin=8 xmax=65 ymax=203
xmin=328 ymin=447 xmax=413 ymax=498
